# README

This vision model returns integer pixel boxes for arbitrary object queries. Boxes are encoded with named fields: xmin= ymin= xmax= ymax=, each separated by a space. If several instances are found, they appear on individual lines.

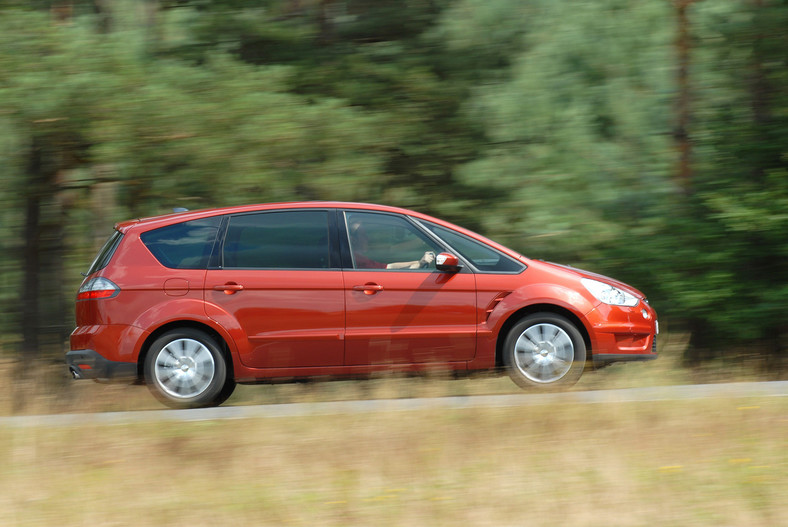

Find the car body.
xmin=67 ymin=202 xmax=658 ymax=408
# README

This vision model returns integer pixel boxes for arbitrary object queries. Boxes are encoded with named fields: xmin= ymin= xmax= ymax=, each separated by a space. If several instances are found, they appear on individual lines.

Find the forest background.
xmin=0 ymin=0 xmax=785 ymax=368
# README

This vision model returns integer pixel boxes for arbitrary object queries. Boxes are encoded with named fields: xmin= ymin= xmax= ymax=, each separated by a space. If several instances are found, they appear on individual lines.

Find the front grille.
xmin=652 ymin=336 xmax=657 ymax=353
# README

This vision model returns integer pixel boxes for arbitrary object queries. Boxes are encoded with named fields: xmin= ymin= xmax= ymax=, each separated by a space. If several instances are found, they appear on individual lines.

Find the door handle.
xmin=213 ymin=283 xmax=244 ymax=295
xmin=353 ymin=283 xmax=384 ymax=295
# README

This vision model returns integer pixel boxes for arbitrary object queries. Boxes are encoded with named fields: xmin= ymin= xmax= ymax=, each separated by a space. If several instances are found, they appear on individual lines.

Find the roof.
xmin=112 ymin=201 xmax=522 ymax=261
xmin=116 ymin=202 xmax=421 ymax=232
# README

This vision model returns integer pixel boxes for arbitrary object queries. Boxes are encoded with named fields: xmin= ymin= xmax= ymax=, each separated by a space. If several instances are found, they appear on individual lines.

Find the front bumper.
xmin=592 ymin=334 xmax=658 ymax=368
xmin=584 ymin=300 xmax=658 ymax=365
xmin=66 ymin=349 xmax=137 ymax=381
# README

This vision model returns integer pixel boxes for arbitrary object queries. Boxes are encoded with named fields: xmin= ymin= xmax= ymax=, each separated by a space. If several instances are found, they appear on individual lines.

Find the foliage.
xmin=443 ymin=0 xmax=676 ymax=263
xmin=0 ymin=0 xmax=785 ymax=361
xmin=667 ymin=0 xmax=788 ymax=357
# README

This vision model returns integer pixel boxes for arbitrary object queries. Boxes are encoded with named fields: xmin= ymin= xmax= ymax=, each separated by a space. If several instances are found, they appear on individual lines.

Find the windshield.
xmin=420 ymin=221 xmax=525 ymax=273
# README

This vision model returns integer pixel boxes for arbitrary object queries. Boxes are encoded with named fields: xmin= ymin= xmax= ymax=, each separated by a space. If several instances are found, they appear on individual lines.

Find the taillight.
xmin=77 ymin=277 xmax=120 ymax=300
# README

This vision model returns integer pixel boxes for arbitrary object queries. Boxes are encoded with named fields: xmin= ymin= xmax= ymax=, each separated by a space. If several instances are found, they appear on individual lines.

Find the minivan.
xmin=68 ymin=202 xmax=658 ymax=408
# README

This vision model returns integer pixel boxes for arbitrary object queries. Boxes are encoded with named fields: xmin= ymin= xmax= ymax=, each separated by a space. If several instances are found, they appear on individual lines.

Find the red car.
xmin=68 ymin=202 xmax=658 ymax=408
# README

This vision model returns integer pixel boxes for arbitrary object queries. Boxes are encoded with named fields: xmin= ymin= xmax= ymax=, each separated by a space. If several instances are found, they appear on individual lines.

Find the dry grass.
xmin=0 ymin=333 xmax=786 ymax=526
xmin=1 ymin=398 xmax=785 ymax=526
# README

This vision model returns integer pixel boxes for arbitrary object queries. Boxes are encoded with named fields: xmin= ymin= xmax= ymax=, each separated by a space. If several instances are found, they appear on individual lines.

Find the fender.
xmin=130 ymin=297 xmax=242 ymax=365
xmin=486 ymin=282 xmax=598 ymax=336
xmin=466 ymin=282 xmax=599 ymax=371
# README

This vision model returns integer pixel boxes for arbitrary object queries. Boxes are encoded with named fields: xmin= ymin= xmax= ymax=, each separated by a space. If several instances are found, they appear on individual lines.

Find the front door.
xmin=342 ymin=211 xmax=477 ymax=365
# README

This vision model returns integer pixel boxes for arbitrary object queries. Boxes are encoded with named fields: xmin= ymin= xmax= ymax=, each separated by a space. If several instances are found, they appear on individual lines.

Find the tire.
xmin=144 ymin=328 xmax=234 ymax=408
xmin=503 ymin=313 xmax=586 ymax=390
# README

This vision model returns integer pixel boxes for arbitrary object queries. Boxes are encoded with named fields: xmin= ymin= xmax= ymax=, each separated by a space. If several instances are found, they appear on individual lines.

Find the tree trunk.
xmin=93 ymin=0 xmax=113 ymax=34
xmin=21 ymin=142 xmax=44 ymax=363
xmin=674 ymin=0 xmax=696 ymax=195
xmin=317 ymin=0 xmax=335 ymax=45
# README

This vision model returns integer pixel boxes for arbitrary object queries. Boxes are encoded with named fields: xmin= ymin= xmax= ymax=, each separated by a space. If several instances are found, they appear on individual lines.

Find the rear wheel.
xmin=144 ymin=328 xmax=234 ymax=408
xmin=503 ymin=313 xmax=586 ymax=390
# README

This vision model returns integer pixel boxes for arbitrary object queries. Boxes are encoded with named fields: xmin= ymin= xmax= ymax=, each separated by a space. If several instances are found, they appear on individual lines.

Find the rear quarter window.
xmin=86 ymin=230 xmax=124 ymax=275
xmin=141 ymin=217 xmax=221 ymax=269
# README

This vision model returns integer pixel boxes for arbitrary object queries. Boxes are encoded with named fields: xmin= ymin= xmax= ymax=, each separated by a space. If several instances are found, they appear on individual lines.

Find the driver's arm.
xmin=386 ymin=251 xmax=436 ymax=270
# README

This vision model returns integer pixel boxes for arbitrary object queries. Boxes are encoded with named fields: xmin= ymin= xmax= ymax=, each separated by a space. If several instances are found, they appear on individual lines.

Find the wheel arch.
xmin=495 ymin=304 xmax=592 ymax=368
xmin=137 ymin=321 xmax=235 ymax=381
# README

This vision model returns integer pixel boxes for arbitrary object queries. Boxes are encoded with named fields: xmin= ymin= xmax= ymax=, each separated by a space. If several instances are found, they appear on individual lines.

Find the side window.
xmin=422 ymin=222 xmax=525 ymax=273
xmin=223 ymin=210 xmax=329 ymax=269
xmin=346 ymin=211 xmax=440 ymax=270
xmin=86 ymin=230 xmax=124 ymax=275
xmin=141 ymin=217 xmax=221 ymax=269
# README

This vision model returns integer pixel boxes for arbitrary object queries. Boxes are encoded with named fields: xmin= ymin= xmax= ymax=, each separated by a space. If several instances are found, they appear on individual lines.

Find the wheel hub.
xmin=154 ymin=338 xmax=216 ymax=399
xmin=535 ymin=342 xmax=556 ymax=362
xmin=176 ymin=357 xmax=196 ymax=373
xmin=513 ymin=323 xmax=574 ymax=384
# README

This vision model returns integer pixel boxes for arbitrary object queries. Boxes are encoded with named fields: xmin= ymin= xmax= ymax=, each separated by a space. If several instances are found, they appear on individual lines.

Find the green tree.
xmin=0 ymin=9 xmax=395 ymax=358
xmin=138 ymin=0 xmax=486 ymax=217
xmin=0 ymin=0 xmax=785 ymax=365
xmin=441 ymin=0 xmax=675 ymax=264
xmin=666 ymin=0 xmax=788 ymax=359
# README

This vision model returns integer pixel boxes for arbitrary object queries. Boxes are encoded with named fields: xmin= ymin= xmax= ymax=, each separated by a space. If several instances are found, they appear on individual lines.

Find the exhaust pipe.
xmin=69 ymin=367 xmax=82 ymax=380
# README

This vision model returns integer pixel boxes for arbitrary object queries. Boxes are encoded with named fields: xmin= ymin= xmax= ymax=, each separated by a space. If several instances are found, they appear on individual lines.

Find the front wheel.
xmin=503 ymin=313 xmax=586 ymax=390
xmin=144 ymin=328 xmax=234 ymax=408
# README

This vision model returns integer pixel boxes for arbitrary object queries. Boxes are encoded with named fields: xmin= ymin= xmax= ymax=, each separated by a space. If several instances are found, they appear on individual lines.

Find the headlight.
xmin=581 ymin=278 xmax=639 ymax=307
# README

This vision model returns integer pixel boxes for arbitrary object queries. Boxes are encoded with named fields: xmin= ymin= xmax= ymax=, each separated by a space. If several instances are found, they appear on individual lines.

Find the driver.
xmin=349 ymin=221 xmax=435 ymax=270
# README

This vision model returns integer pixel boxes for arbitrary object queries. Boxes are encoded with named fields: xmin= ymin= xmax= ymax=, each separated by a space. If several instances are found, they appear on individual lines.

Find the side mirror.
xmin=435 ymin=252 xmax=462 ymax=273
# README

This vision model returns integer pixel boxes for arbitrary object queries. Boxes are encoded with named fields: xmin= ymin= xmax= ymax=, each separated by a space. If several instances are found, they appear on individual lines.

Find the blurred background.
xmin=0 ymin=0 xmax=785 ymax=370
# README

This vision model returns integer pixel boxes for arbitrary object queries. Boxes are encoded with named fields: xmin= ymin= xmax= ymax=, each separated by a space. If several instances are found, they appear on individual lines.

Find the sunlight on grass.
xmin=0 ymin=398 xmax=785 ymax=526
xmin=0 ymin=334 xmax=785 ymax=526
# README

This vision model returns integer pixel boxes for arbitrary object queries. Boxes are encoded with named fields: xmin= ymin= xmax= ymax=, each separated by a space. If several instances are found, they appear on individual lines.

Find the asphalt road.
xmin=3 ymin=381 xmax=786 ymax=428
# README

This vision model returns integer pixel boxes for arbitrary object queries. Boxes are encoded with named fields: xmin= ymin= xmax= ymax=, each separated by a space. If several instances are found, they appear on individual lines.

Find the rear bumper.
xmin=66 ymin=350 xmax=137 ymax=381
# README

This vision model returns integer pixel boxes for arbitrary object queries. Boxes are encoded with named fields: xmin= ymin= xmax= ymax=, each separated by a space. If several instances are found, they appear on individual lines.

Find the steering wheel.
xmin=420 ymin=251 xmax=436 ymax=269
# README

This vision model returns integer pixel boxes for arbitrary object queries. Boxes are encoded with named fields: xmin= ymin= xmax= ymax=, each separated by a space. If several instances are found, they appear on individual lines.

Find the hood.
xmin=532 ymin=260 xmax=647 ymax=299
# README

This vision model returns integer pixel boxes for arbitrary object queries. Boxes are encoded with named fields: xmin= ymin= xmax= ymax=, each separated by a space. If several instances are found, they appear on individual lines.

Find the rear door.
xmin=205 ymin=209 xmax=345 ymax=369
xmin=341 ymin=210 xmax=477 ymax=365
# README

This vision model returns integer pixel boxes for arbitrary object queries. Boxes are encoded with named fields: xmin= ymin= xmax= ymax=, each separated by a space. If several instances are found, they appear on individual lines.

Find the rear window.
xmin=141 ymin=217 xmax=221 ymax=269
xmin=86 ymin=230 xmax=124 ymax=275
